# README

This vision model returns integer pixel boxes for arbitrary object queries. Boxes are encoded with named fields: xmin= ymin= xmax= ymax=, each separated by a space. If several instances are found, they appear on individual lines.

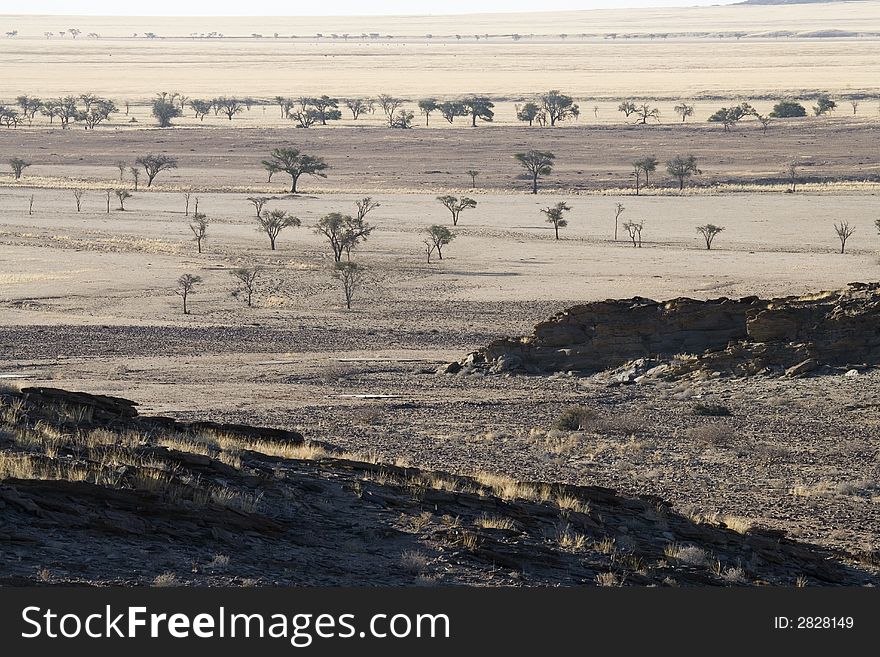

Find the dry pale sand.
xmin=2 ymin=4 xmax=880 ymax=98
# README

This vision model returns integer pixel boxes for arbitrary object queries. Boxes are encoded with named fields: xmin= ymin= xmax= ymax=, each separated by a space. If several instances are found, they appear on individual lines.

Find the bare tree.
xmin=355 ymin=196 xmax=380 ymax=222
xmin=73 ymin=189 xmax=84 ymax=212
xmin=786 ymin=162 xmax=798 ymax=192
xmin=345 ymin=98 xmax=370 ymax=120
xmin=28 ymin=194 xmax=34 ymax=215
xmin=465 ymin=169 xmax=479 ymax=189
xmin=135 ymin=154 xmax=178 ymax=187
xmin=613 ymin=202 xmax=625 ymax=240
xmin=175 ymin=274 xmax=201 ymax=314
xmin=757 ymin=114 xmax=771 ymax=135
xmin=850 ymin=99 xmax=860 ymax=115
xmin=104 ymin=189 xmax=112 ymax=213
xmin=189 ymin=211 xmax=209 ymax=253
xmin=834 ymin=221 xmax=854 ymax=254
xmin=437 ymin=195 xmax=477 ymax=226
xmin=215 ymin=97 xmax=243 ymax=120
xmin=635 ymin=156 xmax=659 ymax=186
xmin=618 ymin=100 xmax=636 ymax=117
xmin=541 ymin=201 xmax=571 ymax=239
xmin=129 ymin=167 xmax=140 ymax=191
xmin=697 ymin=224 xmax=724 ymax=250
xmin=332 ymin=261 xmax=362 ymax=310
xmin=376 ymin=94 xmax=405 ymax=127
xmin=424 ymin=224 xmax=455 ymax=262
xmin=115 ymin=161 xmax=127 ymax=181
xmin=623 ymin=220 xmax=643 ymax=247
xmin=183 ymin=191 xmax=192 ymax=216
xmin=115 ymin=189 xmax=132 ymax=210
xmin=257 ymin=209 xmax=301 ymax=250
xmin=231 ymin=266 xmax=260 ymax=307
xmin=514 ymin=150 xmax=555 ymax=194
xmin=633 ymin=103 xmax=660 ymax=124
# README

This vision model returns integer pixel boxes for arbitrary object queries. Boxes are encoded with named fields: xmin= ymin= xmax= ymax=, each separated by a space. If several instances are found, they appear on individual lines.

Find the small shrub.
xmin=693 ymin=403 xmax=731 ymax=417
xmin=554 ymin=406 xmax=597 ymax=431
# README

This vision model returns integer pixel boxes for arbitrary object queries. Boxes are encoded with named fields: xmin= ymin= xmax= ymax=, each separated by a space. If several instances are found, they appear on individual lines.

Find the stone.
xmin=845 ymin=369 xmax=860 ymax=377
xmin=785 ymin=358 xmax=817 ymax=378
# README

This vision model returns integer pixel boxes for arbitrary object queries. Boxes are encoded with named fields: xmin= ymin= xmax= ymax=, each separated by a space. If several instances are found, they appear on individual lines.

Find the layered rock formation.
xmin=448 ymin=282 xmax=880 ymax=378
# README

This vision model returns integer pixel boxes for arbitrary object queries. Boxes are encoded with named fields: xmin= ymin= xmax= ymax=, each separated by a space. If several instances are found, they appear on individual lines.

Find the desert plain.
xmin=0 ymin=2 xmax=879 ymax=586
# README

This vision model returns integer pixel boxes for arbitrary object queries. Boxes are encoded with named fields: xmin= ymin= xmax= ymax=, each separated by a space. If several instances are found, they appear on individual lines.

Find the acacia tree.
xmin=315 ymin=212 xmax=375 ymax=262
xmin=73 ymin=189 xmax=84 ymax=212
xmin=462 ymin=96 xmax=494 ymax=126
xmin=257 ymin=209 xmax=301 ymax=250
xmin=667 ymin=155 xmax=700 ymax=190
xmin=79 ymin=98 xmax=117 ymax=129
xmin=189 ymin=212 xmax=209 ymax=253
xmin=541 ymin=201 xmax=571 ymax=239
xmin=104 ymin=189 xmax=112 ymax=213
xmin=438 ymin=101 xmax=467 ymax=124
xmin=465 ymin=169 xmax=479 ymax=188
xmin=189 ymin=99 xmax=212 ymax=120
xmin=247 ymin=196 xmax=275 ymax=217
xmin=813 ymin=96 xmax=836 ymax=116
xmin=376 ymin=94 xmax=405 ymax=126
xmin=424 ymin=224 xmax=454 ymax=262
xmin=437 ymin=195 xmax=477 ymax=226
xmin=514 ymin=150 xmax=555 ymax=194
xmin=345 ymin=98 xmax=370 ymax=120
xmin=757 ymin=114 xmax=771 ymax=135
xmin=115 ymin=161 xmax=126 ymax=181
xmin=674 ymin=103 xmax=694 ymax=122
xmin=136 ymin=154 xmax=178 ymax=187
xmin=152 ymin=97 xmax=182 ymax=127
xmin=618 ymin=100 xmax=636 ymax=118
xmin=418 ymin=98 xmax=438 ymax=126
xmin=708 ymin=103 xmax=755 ymax=131
xmin=262 ymin=147 xmax=328 ymax=193
xmin=231 ymin=266 xmax=260 ymax=307
xmin=115 ymin=189 xmax=132 ymax=210
xmin=697 ymin=224 xmax=724 ymax=249
xmin=635 ymin=156 xmax=659 ymax=186
xmin=355 ymin=196 xmax=380 ymax=223
xmin=515 ymin=102 xmax=540 ymax=126
xmin=389 ymin=110 xmax=414 ymax=129
xmin=623 ymin=220 xmax=643 ymax=247
xmin=216 ymin=97 xmax=243 ymax=120
xmin=129 ymin=166 xmax=140 ymax=191
xmin=633 ymin=103 xmax=660 ymax=124
xmin=632 ymin=162 xmax=643 ymax=195
xmin=540 ymin=90 xmax=579 ymax=126
xmin=175 ymin=274 xmax=201 ymax=314
xmin=9 ymin=157 xmax=30 ymax=179
xmin=787 ymin=162 xmax=799 ymax=192
xmin=332 ymin=261 xmax=362 ymax=310
xmin=834 ymin=221 xmax=854 ymax=254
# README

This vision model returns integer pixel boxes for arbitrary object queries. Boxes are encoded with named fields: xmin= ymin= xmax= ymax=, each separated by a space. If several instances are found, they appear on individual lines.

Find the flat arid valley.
xmin=1 ymin=1 xmax=879 ymax=588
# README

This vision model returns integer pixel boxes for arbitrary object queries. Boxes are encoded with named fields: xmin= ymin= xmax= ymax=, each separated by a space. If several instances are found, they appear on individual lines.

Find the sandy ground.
xmin=2 ymin=4 xmax=880 ymax=98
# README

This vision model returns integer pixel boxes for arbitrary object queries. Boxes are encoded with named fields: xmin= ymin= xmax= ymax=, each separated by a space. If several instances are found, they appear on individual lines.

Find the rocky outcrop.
xmin=448 ymin=282 xmax=880 ymax=377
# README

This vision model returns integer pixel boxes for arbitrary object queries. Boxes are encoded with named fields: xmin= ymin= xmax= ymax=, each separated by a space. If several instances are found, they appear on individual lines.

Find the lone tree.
xmin=674 ymin=103 xmax=694 ymax=122
xmin=757 ymin=114 xmax=771 ymax=134
xmin=189 ymin=211 xmax=209 ymax=253
xmin=515 ymin=102 xmax=541 ymax=126
xmin=104 ymin=189 xmax=112 ymax=213
xmin=540 ymin=90 xmax=579 ymax=126
xmin=462 ymin=96 xmax=495 ymax=126
xmin=115 ymin=161 xmax=126 ymax=181
xmin=697 ymin=224 xmax=724 ymax=249
xmin=418 ymin=98 xmax=438 ymax=125
xmin=135 ymin=154 xmax=178 ymax=187
xmin=786 ymin=162 xmax=799 ymax=192
xmin=257 ymin=209 xmax=301 ymax=250
xmin=216 ymin=97 xmax=243 ymax=120
xmin=667 ymin=155 xmax=700 ymax=190
xmin=708 ymin=103 xmax=755 ymax=131
xmin=618 ymin=100 xmax=636 ymax=117
xmin=438 ymin=100 xmax=467 ymax=124
xmin=633 ymin=103 xmax=660 ymax=124
xmin=231 ymin=266 xmax=260 ymax=307
xmin=833 ymin=221 xmax=854 ymax=254
xmin=262 ymin=147 xmax=328 ymax=193
xmin=355 ymin=196 xmax=380 ymax=222
xmin=9 ymin=157 xmax=30 ymax=180
xmin=246 ymin=196 xmax=274 ymax=217
xmin=332 ymin=261 xmax=362 ymax=310
xmin=315 ymin=212 xmax=375 ymax=262
xmin=635 ymin=155 xmax=659 ymax=186
xmin=623 ymin=220 xmax=643 ymax=247
xmin=129 ymin=166 xmax=140 ymax=190
xmin=376 ymin=94 xmax=405 ymax=127
xmin=465 ymin=169 xmax=479 ymax=188
xmin=769 ymin=100 xmax=807 ymax=118
xmin=437 ymin=195 xmax=477 ymax=226
xmin=152 ymin=97 xmax=182 ymax=127
xmin=541 ymin=201 xmax=571 ymax=239
xmin=189 ymin=99 xmax=211 ymax=120
xmin=613 ymin=202 xmax=625 ymax=240
xmin=849 ymin=99 xmax=860 ymax=115
xmin=345 ymin=98 xmax=371 ymax=120
xmin=115 ymin=189 xmax=132 ymax=210
xmin=813 ymin=95 xmax=836 ymax=116
xmin=424 ymin=224 xmax=455 ymax=262
xmin=175 ymin=274 xmax=201 ymax=314
xmin=514 ymin=150 xmax=555 ymax=194
xmin=73 ymin=189 xmax=84 ymax=212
